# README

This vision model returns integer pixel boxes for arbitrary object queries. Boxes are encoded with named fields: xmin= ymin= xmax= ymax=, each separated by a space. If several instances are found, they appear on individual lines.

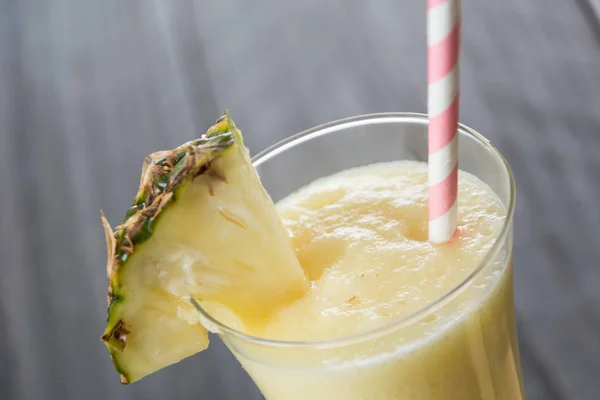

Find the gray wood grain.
xmin=1 ymin=0 xmax=600 ymax=399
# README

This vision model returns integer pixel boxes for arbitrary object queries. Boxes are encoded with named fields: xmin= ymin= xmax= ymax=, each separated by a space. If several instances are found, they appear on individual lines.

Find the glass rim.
xmin=191 ymin=112 xmax=516 ymax=349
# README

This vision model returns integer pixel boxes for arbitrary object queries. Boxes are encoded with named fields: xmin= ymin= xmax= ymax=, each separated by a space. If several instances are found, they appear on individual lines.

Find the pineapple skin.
xmin=101 ymin=114 xmax=236 ymax=383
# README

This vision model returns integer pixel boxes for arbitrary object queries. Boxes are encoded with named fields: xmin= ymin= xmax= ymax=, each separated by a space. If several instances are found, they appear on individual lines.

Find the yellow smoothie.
xmin=217 ymin=161 xmax=523 ymax=400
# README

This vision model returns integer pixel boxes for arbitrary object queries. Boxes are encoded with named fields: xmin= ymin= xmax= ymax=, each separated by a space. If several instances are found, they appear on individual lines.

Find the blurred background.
xmin=1 ymin=0 xmax=600 ymax=399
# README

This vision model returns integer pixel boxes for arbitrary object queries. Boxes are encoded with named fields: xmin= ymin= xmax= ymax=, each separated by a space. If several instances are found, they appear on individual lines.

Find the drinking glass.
xmin=194 ymin=113 xmax=523 ymax=400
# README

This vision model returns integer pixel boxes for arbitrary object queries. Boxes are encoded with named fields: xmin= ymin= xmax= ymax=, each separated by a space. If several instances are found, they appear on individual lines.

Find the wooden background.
xmin=1 ymin=0 xmax=600 ymax=399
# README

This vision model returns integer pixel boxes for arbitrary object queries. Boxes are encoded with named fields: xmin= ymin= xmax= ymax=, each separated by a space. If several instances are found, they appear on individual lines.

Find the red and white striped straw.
xmin=427 ymin=0 xmax=460 ymax=243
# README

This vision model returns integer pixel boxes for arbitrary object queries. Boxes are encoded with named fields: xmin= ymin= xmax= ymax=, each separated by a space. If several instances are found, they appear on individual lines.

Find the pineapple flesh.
xmin=101 ymin=113 xmax=309 ymax=383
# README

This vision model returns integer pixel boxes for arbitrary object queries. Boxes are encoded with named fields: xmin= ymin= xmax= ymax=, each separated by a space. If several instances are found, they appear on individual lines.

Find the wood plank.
xmin=517 ymin=325 xmax=567 ymax=400
xmin=582 ymin=0 xmax=600 ymax=31
xmin=0 ymin=2 xmax=54 ymax=399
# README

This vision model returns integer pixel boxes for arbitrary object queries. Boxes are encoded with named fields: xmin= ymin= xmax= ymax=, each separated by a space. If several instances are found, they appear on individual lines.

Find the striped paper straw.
xmin=427 ymin=0 xmax=460 ymax=243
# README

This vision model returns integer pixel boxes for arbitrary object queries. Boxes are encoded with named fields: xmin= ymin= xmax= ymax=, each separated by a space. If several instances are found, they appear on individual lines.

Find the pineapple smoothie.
xmin=220 ymin=161 xmax=523 ymax=400
xmin=100 ymin=113 xmax=523 ymax=399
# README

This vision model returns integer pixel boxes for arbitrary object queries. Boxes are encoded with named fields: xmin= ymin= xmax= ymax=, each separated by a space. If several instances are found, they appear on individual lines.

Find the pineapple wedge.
xmin=101 ymin=113 xmax=308 ymax=383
